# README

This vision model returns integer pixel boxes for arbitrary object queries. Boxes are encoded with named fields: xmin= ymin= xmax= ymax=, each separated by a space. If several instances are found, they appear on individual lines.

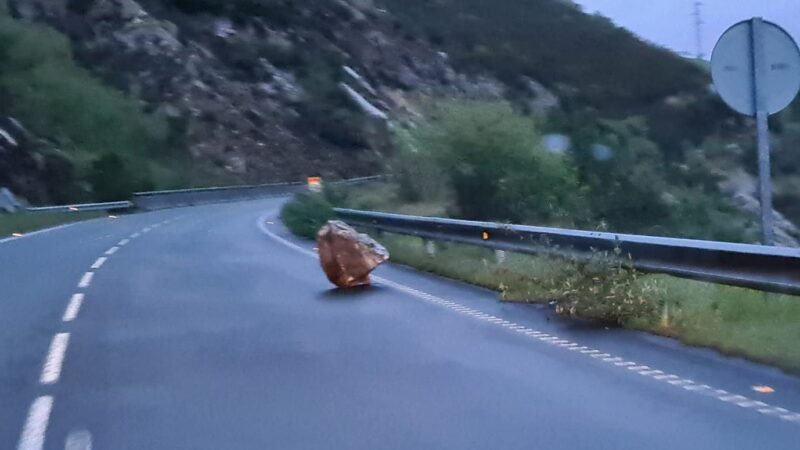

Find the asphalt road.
xmin=1 ymin=197 xmax=800 ymax=449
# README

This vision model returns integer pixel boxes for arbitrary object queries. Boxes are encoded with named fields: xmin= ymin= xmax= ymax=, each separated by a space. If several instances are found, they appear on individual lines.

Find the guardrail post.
xmin=495 ymin=249 xmax=507 ymax=265
xmin=425 ymin=239 xmax=437 ymax=257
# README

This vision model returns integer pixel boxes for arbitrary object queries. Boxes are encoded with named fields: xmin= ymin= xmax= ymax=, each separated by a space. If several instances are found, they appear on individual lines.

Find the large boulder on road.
xmin=317 ymin=221 xmax=389 ymax=288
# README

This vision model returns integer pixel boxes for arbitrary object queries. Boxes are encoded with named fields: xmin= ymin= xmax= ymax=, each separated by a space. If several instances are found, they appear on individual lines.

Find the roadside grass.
xmin=375 ymin=233 xmax=800 ymax=375
xmin=283 ymin=191 xmax=800 ymax=374
xmin=0 ymin=211 xmax=106 ymax=238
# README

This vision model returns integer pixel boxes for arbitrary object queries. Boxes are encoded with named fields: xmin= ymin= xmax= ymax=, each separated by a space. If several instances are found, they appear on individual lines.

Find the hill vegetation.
xmin=0 ymin=8 xmax=195 ymax=202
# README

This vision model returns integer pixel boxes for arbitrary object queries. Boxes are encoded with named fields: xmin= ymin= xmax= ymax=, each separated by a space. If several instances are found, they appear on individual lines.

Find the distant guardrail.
xmin=133 ymin=175 xmax=384 ymax=210
xmin=26 ymin=201 xmax=133 ymax=214
xmin=335 ymin=208 xmax=800 ymax=296
xmin=16 ymin=175 xmax=383 ymax=214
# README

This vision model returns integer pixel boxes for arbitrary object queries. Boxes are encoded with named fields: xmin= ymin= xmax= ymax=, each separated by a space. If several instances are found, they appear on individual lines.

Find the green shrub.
xmin=281 ymin=193 xmax=334 ymax=239
xmin=87 ymin=153 xmax=152 ymax=202
xmin=547 ymin=250 xmax=659 ymax=325
xmin=405 ymin=100 xmax=585 ymax=223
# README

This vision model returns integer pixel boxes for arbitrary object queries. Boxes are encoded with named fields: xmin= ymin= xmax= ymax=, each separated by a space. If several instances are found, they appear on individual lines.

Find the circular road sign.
xmin=711 ymin=19 xmax=800 ymax=116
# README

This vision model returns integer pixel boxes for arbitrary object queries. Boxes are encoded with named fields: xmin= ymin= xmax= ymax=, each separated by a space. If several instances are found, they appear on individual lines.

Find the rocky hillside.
xmin=4 ymin=0 xmax=515 ymax=188
xmin=1 ymin=0 xmax=798 ymax=245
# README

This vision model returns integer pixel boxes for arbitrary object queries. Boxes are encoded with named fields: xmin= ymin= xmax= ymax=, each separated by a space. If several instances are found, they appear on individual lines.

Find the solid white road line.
xmin=64 ymin=430 xmax=92 ymax=450
xmin=40 ymin=333 xmax=70 ymax=385
xmin=77 ymin=272 xmax=94 ymax=289
xmin=17 ymin=396 xmax=53 ymax=450
xmin=90 ymin=257 xmax=107 ymax=269
xmin=62 ymin=294 xmax=84 ymax=322
xmin=104 ymin=246 xmax=119 ymax=255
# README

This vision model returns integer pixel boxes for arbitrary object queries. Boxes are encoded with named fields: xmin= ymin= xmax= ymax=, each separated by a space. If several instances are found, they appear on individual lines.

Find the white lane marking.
xmin=1 ymin=219 xmax=100 ymax=246
xmin=90 ymin=257 xmax=107 ymax=270
xmin=142 ymin=227 xmax=152 ymax=233
xmin=104 ymin=246 xmax=119 ymax=255
xmin=77 ymin=272 xmax=94 ymax=289
xmin=17 ymin=396 xmax=53 ymax=450
xmin=64 ymin=430 xmax=92 ymax=450
xmin=62 ymin=294 xmax=84 ymax=322
xmin=130 ymin=233 xmax=140 ymax=239
xmin=40 ymin=333 xmax=70 ymax=385
xmin=257 ymin=213 xmax=800 ymax=426
xmin=119 ymin=238 xmax=131 ymax=246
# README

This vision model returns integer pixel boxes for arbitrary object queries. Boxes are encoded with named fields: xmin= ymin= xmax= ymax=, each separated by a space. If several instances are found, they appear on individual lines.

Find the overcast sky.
xmin=574 ymin=0 xmax=800 ymax=59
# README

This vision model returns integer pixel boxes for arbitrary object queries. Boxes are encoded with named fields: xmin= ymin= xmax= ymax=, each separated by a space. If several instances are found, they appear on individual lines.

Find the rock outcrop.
xmin=6 ymin=0 xmax=519 ymax=189
xmin=317 ymin=221 xmax=389 ymax=288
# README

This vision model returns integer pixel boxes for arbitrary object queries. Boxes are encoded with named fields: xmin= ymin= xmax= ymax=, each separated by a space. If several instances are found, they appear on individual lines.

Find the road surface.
xmin=1 ymin=197 xmax=799 ymax=449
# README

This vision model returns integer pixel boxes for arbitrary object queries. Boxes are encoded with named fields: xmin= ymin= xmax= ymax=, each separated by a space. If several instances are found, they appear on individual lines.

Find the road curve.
xmin=1 ymin=197 xmax=800 ymax=449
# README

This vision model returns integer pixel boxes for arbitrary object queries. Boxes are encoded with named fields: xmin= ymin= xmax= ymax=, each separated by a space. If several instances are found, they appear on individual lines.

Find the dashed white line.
xmin=62 ymin=294 xmax=84 ymax=322
xmin=119 ymin=238 xmax=131 ymax=246
xmin=130 ymin=233 xmax=140 ymax=239
xmin=104 ymin=246 xmax=119 ymax=255
xmin=65 ymin=430 xmax=92 ymax=450
xmin=257 ymin=212 xmax=800 ymax=427
xmin=40 ymin=333 xmax=70 ymax=385
xmin=17 ymin=396 xmax=53 ymax=450
xmin=142 ymin=227 xmax=152 ymax=233
xmin=77 ymin=272 xmax=94 ymax=289
xmin=90 ymin=257 xmax=107 ymax=269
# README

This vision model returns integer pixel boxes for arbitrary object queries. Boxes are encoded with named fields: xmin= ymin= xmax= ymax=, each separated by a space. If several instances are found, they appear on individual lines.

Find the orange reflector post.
xmin=752 ymin=386 xmax=775 ymax=394
xmin=482 ymin=231 xmax=490 ymax=241
xmin=307 ymin=177 xmax=323 ymax=193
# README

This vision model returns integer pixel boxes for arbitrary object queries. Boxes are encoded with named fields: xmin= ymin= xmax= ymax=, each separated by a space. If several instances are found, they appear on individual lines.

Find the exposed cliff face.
xmin=6 ymin=0 xmax=517 ymax=185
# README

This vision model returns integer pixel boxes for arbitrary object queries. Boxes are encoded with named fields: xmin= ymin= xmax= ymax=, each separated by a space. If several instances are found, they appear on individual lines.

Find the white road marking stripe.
xmin=719 ymin=395 xmax=748 ymax=403
xmin=603 ymin=357 xmax=623 ymax=362
xmin=77 ymin=272 xmax=93 ymax=288
xmin=653 ymin=374 xmax=679 ymax=381
xmin=64 ymin=430 xmax=92 ymax=450
xmin=142 ymin=227 xmax=151 ymax=233
xmin=40 ymin=333 xmax=70 ymax=385
xmin=17 ymin=396 xmax=53 ymax=450
xmin=90 ymin=257 xmax=107 ymax=269
xmin=119 ymin=238 xmax=131 ymax=245
xmin=62 ymin=294 xmax=84 ymax=322
xmin=130 ymin=233 xmax=140 ymax=239
xmin=257 ymin=212 xmax=800 ymax=427
xmin=615 ymin=361 xmax=637 ymax=367
xmin=104 ymin=246 xmax=119 ymax=255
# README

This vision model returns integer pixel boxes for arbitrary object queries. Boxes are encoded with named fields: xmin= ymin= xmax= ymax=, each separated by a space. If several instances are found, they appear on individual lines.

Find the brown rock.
xmin=317 ymin=221 xmax=389 ymax=288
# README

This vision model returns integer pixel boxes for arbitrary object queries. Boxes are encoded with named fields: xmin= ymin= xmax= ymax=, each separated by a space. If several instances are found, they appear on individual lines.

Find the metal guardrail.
xmin=133 ymin=175 xmax=384 ymax=210
xmin=335 ymin=208 xmax=800 ymax=296
xmin=19 ymin=175 xmax=384 ymax=214
xmin=26 ymin=201 xmax=133 ymax=214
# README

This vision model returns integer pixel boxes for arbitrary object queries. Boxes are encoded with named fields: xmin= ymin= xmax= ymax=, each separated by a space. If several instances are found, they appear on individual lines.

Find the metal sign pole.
xmin=750 ymin=18 xmax=774 ymax=246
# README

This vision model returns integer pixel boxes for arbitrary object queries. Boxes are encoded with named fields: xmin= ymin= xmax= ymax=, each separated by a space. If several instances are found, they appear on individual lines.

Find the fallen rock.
xmin=317 ymin=221 xmax=389 ymax=288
